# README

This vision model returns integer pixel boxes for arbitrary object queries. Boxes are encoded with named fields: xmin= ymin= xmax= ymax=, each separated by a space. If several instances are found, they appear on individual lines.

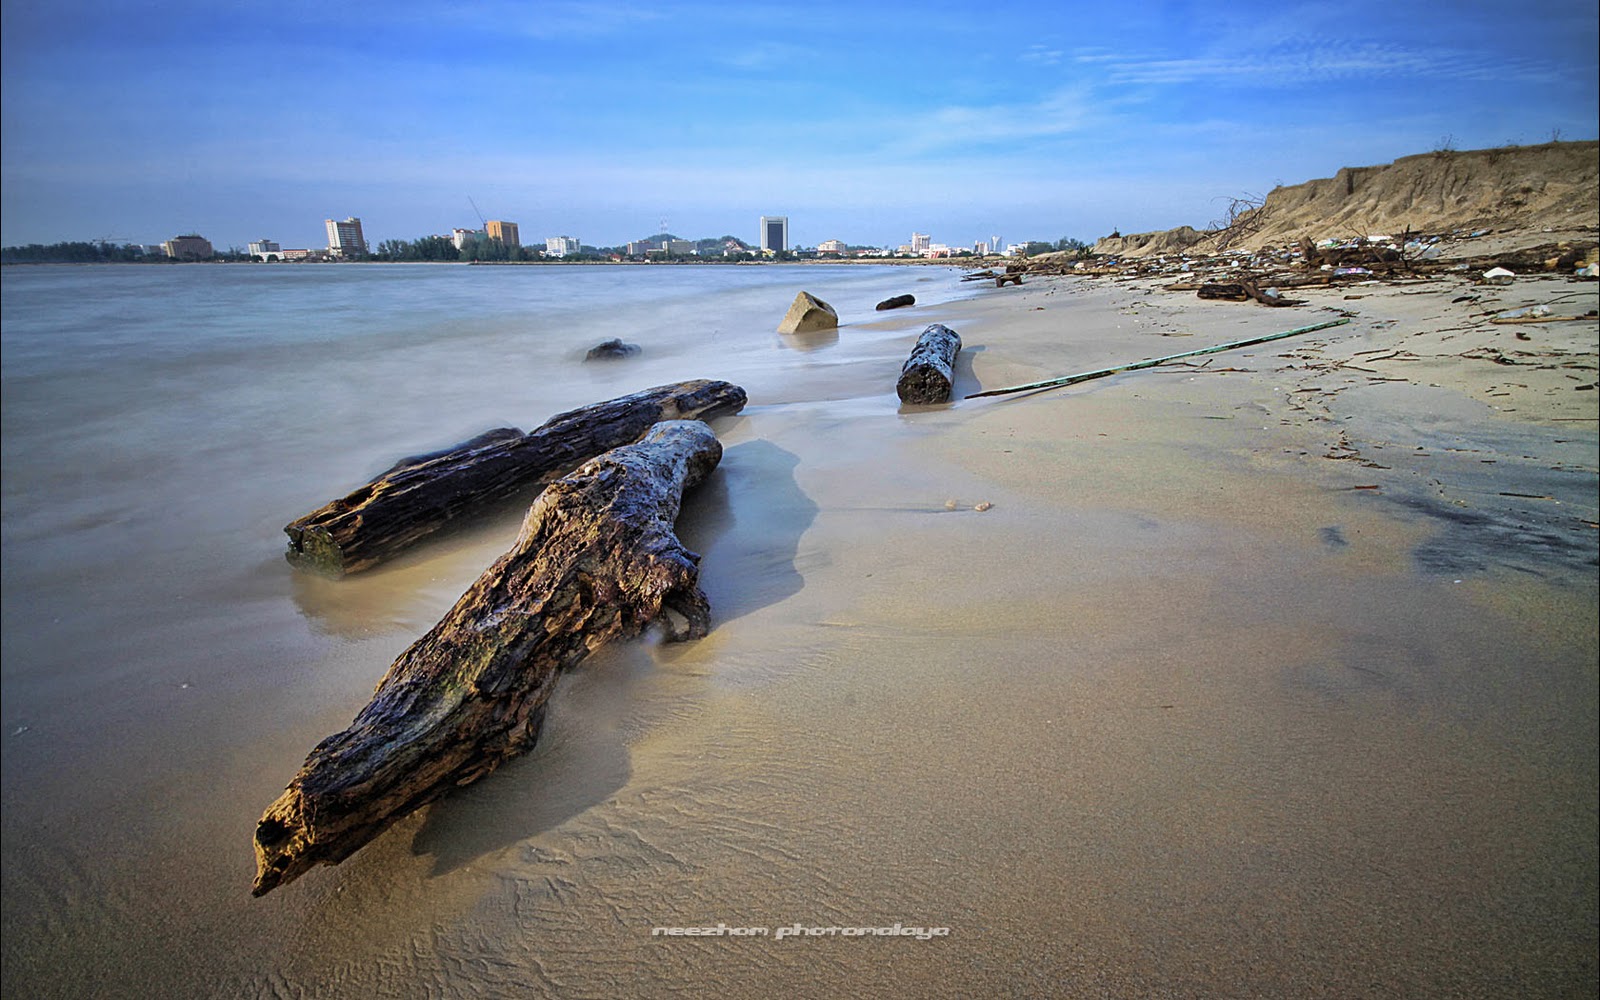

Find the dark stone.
xmin=585 ymin=338 xmax=641 ymax=361
xmin=875 ymin=294 xmax=916 ymax=311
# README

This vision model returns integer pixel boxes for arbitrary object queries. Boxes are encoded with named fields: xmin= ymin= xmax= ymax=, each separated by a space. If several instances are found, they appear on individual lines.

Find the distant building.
xmin=280 ymin=248 xmax=318 ymax=261
xmin=662 ymin=239 xmax=695 ymax=255
xmin=451 ymin=228 xmax=483 ymax=250
xmin=545 ymin=236 xmax=581 ymax=257
xmin=973 ymin=242 xmax=988 ymax=255
xmin=484 ymin=220 xmax=520 ymax=247
xmin=911 ymin=232 xmax=931 ymax=254
xmin=626 ymin=240 xmax=657 ymax=256
xmin=162 ymin=234 xmax=214 ymax=259
xmin=324 ymin=217 xmax=367 ymax=257
xmin=990 ymin=235 xmax=1002 ymax=254
xmin=759 ymin=215 xmax=788 ymax=253
xmin=1005 ymin=243 xmax=1028 ymax=257
xmin=818 ymin=239 xmax=847 ymax=255
xmin=248 ymin=239 xmax=281 ymax=260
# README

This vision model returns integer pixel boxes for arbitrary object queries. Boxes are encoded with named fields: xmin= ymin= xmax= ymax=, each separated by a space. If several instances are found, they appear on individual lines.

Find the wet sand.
xmin=3 ymin=267 xmax=1596 ymax=998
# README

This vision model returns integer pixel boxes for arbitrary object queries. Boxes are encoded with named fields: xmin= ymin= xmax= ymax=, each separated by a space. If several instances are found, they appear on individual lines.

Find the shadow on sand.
xmin=397 ymin=438 xmax=816 ymax=877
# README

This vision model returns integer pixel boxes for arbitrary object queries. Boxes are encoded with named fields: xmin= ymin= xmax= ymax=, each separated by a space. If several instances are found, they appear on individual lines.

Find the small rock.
xmin=973 ymin=502 xmax=993 ymax=512
xmin=585 ymin=338 xmax=641 ymax=361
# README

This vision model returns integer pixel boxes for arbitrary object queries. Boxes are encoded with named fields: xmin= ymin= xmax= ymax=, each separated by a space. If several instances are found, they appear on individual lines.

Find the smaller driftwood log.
xmin=875 ymin=294 xmax=916 ymax=311
xmin=896 ymin=324 xmax=962 ymax=404
xmin=254 ymin=419 xmax=723 ymax=895
xmin=284 ymin=379 xmax=746 ymax=575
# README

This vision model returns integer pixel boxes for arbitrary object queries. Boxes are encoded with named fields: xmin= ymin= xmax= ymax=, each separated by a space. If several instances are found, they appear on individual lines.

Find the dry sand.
xmin=6 ymin=266 xmax=1596 ymax=998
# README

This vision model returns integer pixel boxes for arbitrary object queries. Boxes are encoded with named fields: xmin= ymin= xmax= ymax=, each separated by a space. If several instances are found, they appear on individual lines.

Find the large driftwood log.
xmin=896 ymin=324 xmax=962 ymax=404
xmin=254 ymin=420 xmax=723 ymax=896
xmin=284 ymin=379 xmax=746 ymax=575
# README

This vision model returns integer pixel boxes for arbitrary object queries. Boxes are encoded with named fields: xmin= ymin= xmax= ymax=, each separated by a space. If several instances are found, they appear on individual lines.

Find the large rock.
xmin=777 ymin=291 xmax=838 ymax=334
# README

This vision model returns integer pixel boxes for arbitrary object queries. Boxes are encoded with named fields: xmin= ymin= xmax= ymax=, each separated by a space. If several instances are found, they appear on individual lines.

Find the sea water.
xmin=0 ymin=261 xmax=966 ymax=996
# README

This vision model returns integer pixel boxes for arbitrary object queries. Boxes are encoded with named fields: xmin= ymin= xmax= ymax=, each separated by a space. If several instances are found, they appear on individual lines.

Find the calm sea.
xmin=0 ymin=261 xmax=967 ymax=996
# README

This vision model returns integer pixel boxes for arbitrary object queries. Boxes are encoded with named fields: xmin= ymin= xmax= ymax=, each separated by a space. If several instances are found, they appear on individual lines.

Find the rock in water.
xmin=585 ymin=338 xmax=641 ymax=360
xmin=777 ymin=291 xmax=839 ymax=334
xmin=875 ymin=294 xmax=915 ymax=311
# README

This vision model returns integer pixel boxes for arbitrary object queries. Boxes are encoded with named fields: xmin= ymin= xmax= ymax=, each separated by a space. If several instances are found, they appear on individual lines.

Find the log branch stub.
xmin=254 ymin=419 xmax=724 ymax=896
xmin=897 ymin=324 xmax=962 ymax=404
xmin=283 ymin=379 xmax=746 ymax=576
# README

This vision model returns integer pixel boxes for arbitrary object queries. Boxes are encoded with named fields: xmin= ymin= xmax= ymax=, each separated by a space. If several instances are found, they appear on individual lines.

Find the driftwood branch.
xmin=254 ymin=419 xmax=724 ymax=896
xmin=896 ymin=324 xmax=962 ymax=404
xmin=284 ymin=379 xmax=746 ymax=575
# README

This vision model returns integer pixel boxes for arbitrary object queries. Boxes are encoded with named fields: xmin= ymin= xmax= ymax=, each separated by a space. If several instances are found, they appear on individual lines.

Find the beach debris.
xmin=896 ymin=323 xmax=962 ymax=404
xmin=584 ymin=338 xmax=641 ymax=361
xmin=995 ymin=271 xmax=1024 ymax=287
xmin=1482 ymin=266 xmax=1516 ymax=285
xmin=777 ymin=291 xmax=838 ymax=334
xmin=966 ymin=318 xmax=1352 ymax=399
xmin=875 ymin=293 xmax=916 ymax=311
xmin=283 ymin=379 xmax=747 ymax=576
xmin=974 ymin=501 xmax=993 ymax=512
xmin=1489 ymin=304 xmax=1551 ymax=323
xmin=254 ymin=420 xmax=724 ymax=896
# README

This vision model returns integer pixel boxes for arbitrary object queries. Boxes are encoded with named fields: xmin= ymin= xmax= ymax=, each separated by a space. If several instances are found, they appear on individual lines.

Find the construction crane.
xmin=468 ymin=197 xmax=486 ymax=229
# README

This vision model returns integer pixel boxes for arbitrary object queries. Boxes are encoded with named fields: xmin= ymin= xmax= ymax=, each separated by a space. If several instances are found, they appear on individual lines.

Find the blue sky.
xmin=3 ymin=0 xmax=1595 ymax=251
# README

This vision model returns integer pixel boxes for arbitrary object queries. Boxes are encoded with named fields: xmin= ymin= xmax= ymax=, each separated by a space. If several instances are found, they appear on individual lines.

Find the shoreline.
xmin=1 ymin=254 xmax=1595 ymax=998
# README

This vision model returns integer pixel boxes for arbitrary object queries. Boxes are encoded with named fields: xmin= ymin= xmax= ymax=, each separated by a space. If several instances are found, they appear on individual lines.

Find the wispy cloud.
xmin=1077 ymin=40 xmax=1562 ymax=87
xmin=895 ymin=88 xmax=1096 ymax=154
xmin=1020 ymin=44 xmax=1064 ymax=66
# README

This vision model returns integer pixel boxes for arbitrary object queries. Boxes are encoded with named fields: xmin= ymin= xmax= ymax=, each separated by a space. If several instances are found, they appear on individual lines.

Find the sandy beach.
xmin=2 ymin=251 xmax=1596 ymax=998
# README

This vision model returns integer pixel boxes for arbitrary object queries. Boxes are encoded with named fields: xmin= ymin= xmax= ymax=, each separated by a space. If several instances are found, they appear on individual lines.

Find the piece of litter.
xmin=973 ymin=502 xmax=993 ymax=512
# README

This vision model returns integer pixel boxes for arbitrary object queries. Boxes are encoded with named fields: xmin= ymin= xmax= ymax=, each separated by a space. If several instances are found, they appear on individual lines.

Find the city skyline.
xmin=2 ymin=2 xmax=1596 ymax=251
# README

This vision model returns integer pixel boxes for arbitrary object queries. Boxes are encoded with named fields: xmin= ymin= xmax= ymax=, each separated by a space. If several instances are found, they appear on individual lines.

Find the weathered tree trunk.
xmin=875 ymin=293 xmax=916 ymax=311
xmin=896 ymin=323 xmax=962 ymax=404
xmin=254 ymin=420 xmax=723 ymax=896
xmin=283 ymin=379 xmax=746 ymax=575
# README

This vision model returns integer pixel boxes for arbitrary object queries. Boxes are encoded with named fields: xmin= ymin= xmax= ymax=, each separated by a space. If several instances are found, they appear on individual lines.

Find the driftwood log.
xmin=283 ymin=379 xmax=746 ymax=575
xmin=897 ymin=324 xmax=962 ymax=404
xmin=875 ymin=293 xmax=916 ymax=311
xmin=254 ymin=419 xmax=723 ymax=895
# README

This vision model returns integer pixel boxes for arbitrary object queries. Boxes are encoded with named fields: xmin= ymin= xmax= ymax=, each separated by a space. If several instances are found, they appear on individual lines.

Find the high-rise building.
xmin=545 ymin=236 xmax=581 ymax=257
xmin=760 ymin=216 xmax=788 ymax=253
xmin=451 ymin=228 xmax=483 ymax=250
xmin=248 ymin=239 xmax=282 ymax=260
xmin=990 ymin=235 xmax=1002 ymax=254
xmin=162 ymin=234 xmax=214 ymax=259
xmin=911 ymin=232 xmax=931 ymax=254
xmin=325 ymin=217 xmax=367 ymax=257
xmin=485 ymin=220 xmax=520 ymax=247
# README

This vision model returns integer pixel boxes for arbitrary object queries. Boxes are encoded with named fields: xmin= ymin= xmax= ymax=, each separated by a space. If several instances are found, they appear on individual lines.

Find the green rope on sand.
xmin=964 ymin=317 xmax=1353 ymax=399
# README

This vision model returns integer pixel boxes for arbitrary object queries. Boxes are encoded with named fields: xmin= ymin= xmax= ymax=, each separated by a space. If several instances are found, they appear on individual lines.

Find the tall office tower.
xmin=485 ymin=220 xmax=520 ymax=247
xmin=991 ymin=235 xmax=1002 ymax=254
xmin=911 ymin=232 xmax=931 ymax=254
xmin=759 ymin=216 xmax=789 ymax=253
xmin=325 ymin=217 xmax=367 ymax=256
